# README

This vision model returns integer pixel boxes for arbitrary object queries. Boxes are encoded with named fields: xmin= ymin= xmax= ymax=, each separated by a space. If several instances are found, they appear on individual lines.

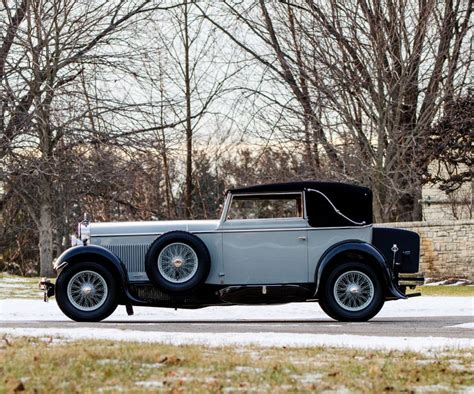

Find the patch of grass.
xmin=1 ymin=337 xmax=473 ymax=393
xmin=407 ymin=285 xmax=474 ymax=297
xmin=0 ymin=274 xmax=44 ymax=299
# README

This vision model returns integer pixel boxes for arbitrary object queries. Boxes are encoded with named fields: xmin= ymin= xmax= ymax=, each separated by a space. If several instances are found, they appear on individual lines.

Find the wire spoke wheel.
xmin=145 ymin=231 xmax=211 ymax=293
xmin=333 ymin=270 xmax=374 ymax=312
xmin=66 ymin=270 xmax=108 ymax=312
xmin=157 ymin=242 xmax=199 ymax=284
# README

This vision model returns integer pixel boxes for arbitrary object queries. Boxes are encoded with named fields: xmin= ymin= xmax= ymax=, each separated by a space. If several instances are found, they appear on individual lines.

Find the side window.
xmin=228 ymin=194 xmax=303 ymax=220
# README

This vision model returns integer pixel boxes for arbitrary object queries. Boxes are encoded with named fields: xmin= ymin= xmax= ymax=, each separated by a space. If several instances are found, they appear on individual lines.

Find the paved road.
xmin=2 ymin=316 xmax=473 ymax=339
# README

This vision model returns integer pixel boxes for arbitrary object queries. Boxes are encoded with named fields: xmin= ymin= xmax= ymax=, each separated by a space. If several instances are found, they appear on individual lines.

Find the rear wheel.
xmin=319 ymin=262 xmax=384 ymax=322
xmin=56 ymin=262 xmax=118 ymax=322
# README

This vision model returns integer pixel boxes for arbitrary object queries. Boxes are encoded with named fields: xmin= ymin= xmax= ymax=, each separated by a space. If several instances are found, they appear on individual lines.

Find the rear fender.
xmin=315 ymin=241 xmax=406 ymax=300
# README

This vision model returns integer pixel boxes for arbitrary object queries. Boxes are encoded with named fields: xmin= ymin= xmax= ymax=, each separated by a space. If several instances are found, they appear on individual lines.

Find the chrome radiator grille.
xmin=104 ymin=243 xmax=149 ymax=275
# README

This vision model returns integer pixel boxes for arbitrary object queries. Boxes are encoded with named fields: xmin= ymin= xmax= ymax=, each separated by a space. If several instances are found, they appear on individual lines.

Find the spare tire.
xmin=145 ymin=231 xmax=211 ymax=293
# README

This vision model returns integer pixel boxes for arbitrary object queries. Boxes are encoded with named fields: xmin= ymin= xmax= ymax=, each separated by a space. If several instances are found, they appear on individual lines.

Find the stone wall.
xmin=376 ymin=220 xmax=473 ymax=280
xmin=422 ymin=183 xmax=472 ymax=221
xmin=421 ymin=162 xmax=472 ymax=221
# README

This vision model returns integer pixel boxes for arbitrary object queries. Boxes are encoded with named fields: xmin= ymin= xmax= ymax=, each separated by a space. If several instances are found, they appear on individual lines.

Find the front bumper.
xmin=39 ymin=278 xmax=55 ymax=302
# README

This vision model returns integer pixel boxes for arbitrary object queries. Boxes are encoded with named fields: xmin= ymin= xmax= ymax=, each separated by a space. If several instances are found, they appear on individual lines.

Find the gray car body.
xmin=89 ymin=191 xmax=372 ymax=286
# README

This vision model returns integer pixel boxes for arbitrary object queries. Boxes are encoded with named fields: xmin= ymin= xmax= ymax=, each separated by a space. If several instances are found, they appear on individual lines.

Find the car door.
xmin=219 ymin=193 xmax=309 ymax=284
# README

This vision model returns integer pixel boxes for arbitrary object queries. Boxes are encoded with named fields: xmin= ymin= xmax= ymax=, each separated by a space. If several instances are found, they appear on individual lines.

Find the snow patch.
xmin=97 ymin=359 xmax=124 ymax=366
xmin=292 ymin=373 xmax=323 ymax=384
xmin=97 ymin=386 xmax=126 ymax=393
xmin=424 ymin=279 xmax=473 ymax=286
xmin=0 ymin=278 xmax=30 ymax=283
xmin=234 ymin=366 xmax=263 ymax=373
xmin=1 ymin=296 xmax=473 ymax=352
xmin=1 ymin=296 xmax=473 ymax=322
xmin=447 ymin=323 xmax=474 ymax=329
xmin=0 ymin=327 xmax=472 ymax=352
xmin=415 ymin=384 xmax=451 ymax=392
xmin=135 ymin=381 xmax=164 ymax=388
xmin=140 ymin=363 xmax=164 ymax=369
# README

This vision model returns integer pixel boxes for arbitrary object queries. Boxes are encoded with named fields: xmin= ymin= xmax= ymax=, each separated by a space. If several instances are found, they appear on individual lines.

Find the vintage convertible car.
xmin=40 ymin=181 xmax=424 ymax=322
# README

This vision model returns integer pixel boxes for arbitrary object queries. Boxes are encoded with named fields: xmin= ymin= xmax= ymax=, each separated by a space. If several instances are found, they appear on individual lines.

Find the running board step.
xmin=218 ymin=285 xmax=313 ymax=304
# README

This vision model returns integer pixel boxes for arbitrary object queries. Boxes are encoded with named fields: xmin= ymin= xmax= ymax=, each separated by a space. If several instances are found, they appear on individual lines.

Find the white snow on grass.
xmin=0 ymin=326 xmax=472 ymax=352
xmin=1 ymin=297 xmax=472 ymax=351
xmin=447 ymin=323 xmax=474 ymax=329
xmin=424 ymin=279 xmax=473 ymax=286
xmin=0 ymin=296 xmax=473 ymax=322
xmin=135 ymin=381 xmax=164 ymax=389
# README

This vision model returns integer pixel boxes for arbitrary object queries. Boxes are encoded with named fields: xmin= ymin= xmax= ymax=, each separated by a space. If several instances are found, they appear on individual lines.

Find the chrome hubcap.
xmin=67 ymin=270 xmax=108 ymax=312
xmin=158 ymin=243 xmax=198 ymax=283
xmin=349 ymin=285 xmax=360 ymax=294
xmin=173 ymin=258 xmax=184 ymax=268
xmin=333 ymin=270 xmax=374 ymax=312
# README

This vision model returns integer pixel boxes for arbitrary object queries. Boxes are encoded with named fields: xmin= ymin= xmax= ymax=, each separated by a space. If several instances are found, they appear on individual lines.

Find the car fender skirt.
xmin=315 ymin=241 xmax=406 ymax=300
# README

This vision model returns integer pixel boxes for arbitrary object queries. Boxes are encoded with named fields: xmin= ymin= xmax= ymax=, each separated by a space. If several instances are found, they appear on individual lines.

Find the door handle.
xmin=298 ymin=236 xmax=307 ymax=241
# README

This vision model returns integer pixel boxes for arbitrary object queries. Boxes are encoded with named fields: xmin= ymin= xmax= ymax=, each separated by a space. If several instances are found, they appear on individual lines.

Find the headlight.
xmin=77 ymin=214 xmax=90 ymax=245
xmin=70 ymin=235 xmax=81 ymax=246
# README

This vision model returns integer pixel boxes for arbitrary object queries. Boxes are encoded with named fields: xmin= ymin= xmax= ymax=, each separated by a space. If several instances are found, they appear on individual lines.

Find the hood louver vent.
xmin=103 ymin=243 xmax=149 ymax=279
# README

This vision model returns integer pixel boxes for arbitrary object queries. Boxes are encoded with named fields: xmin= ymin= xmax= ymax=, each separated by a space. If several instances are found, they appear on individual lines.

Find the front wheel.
xmin=319 ymin=262 xmax=384 ymax=322
xmin=56 ymin=262 xmax=118 ymax=322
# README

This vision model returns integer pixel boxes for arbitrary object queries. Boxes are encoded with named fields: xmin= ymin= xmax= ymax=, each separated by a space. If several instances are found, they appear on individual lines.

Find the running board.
xmin=218 ymin=285 xmax=313 ymax=304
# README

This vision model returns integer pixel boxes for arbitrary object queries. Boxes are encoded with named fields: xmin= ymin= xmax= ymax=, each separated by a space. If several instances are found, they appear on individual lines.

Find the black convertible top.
xmin=228 ymin=181 xmax=373 ymax=227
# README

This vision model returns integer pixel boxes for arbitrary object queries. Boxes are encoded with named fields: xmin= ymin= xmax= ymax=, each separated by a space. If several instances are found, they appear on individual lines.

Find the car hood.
xmin=89 ymin=220 xmax=220 ymax=237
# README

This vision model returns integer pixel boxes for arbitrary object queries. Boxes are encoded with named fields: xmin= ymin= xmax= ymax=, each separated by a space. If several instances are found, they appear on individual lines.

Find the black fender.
xmin=54 ymin=245 xmax=127 ymax=282
xmin=314 ymin=241 xmax=406 ymax=300
xmin=52 ymin=245 xmax=140 ymax=305
xmin=52 ymin=245 xmax=195 ymax=307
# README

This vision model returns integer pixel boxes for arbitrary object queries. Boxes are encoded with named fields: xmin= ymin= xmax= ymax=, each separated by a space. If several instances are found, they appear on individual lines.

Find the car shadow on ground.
xmin=99 ymin=318 xmax=422 ymax=324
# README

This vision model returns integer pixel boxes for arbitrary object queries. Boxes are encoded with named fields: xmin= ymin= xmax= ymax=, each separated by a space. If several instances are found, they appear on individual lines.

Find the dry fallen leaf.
xmin=5 ymin=379 xmax=25 ymax=393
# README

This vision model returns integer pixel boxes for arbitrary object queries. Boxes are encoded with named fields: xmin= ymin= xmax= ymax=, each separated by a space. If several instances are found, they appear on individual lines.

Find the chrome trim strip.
xmin=91 ymin=233 xmax=164 ymax=238
xmin=302 ymin=190 xmax=308 ymax=220
xmin=54 ymin=261 xmax=69 ymax=270
xmin=219 ymin=193 xmax=232 ymax=227
xmin=228 ymin=191 xmax=304 ymax=197
xmin=91 ymin=224 xmax=373 ymax=237
xmin=197 ymin=224 xmax=372 ymax=233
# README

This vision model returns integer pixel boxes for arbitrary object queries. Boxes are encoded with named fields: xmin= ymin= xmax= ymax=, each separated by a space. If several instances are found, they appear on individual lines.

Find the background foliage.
xmin=1 ymin=0 xmax=472 ymax=275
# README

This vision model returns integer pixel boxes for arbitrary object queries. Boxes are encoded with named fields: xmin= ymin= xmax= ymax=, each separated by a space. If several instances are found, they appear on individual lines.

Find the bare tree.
xmin=156 ymin=2 xmax=239 ymax=218
xmin=198 ymin=0 xmax=472 ymax=222
xmin=426 ymin=93 xmax=473 ymax=193
xmin=0 ymin=0 xmax=186 ymax=276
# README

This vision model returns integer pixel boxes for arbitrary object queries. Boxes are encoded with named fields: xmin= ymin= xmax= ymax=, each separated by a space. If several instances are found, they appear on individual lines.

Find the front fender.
xmin=53 ymin=245 xmax=128 ymax=285
xmin=53 ymin=245 xmax=151 ymax=307
xmin=315 ymin=241 xmax=406 ymax=300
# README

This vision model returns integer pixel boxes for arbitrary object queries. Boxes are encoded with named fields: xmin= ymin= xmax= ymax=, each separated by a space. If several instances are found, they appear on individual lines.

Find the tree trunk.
xmin=162 ymin=143 xmax=174 ymax=219
xmin=38 ymin=201 xmax=55 ymax=277
xmin=183 ymin=0 xmax=193 ymax=219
